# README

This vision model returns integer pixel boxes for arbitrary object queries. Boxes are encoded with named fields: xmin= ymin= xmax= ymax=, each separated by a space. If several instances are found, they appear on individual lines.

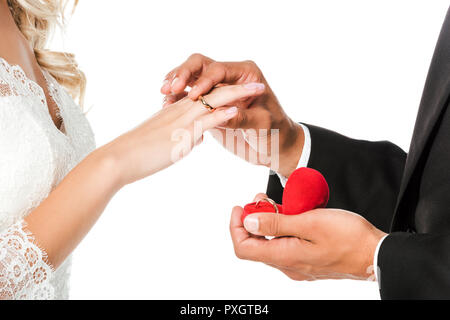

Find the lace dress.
xmin=0 ymin=58 xmax=96 ymax=299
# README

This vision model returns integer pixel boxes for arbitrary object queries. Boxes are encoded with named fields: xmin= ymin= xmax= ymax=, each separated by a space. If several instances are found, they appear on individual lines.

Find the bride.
xmin=0 ymin=0 xmax=265 ymax=299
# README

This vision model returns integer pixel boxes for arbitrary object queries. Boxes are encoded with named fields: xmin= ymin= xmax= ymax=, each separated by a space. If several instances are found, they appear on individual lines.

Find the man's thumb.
xmin=243 ymin=212 xmax=302 ymax=237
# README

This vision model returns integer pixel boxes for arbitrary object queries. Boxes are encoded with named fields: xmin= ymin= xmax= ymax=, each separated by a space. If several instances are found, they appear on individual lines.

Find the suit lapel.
xmin=392 ymin=8 xmax=450 ymax=229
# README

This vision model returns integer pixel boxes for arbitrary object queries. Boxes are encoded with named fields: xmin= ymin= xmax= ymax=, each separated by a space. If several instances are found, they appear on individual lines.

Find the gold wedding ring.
xmin=198 ymin=95 xmax=215 ymax=112
xmin=255 ymin=197 xmax=279 ymax=214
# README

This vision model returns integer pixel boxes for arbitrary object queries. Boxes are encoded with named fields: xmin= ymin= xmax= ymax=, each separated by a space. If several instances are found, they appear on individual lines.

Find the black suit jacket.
xmin=267 ymin=7 xmax=450 ymax=299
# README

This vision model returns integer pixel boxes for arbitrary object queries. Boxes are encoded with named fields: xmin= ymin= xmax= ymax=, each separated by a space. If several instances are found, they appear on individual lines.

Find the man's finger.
xmin=188 ymin=62 xmax=226 ymax=99
xmin=189 ymin=61 xmax=248 ymax=100
xmin=243 ymin=212 xmax=316 ymax=239
xmin=161 ymin=69 xmax=178 ymax=94
xmin=162 ymin=54 xmax=214 ymax=95
xmin=170 ymin=67 xmax=193 ymax=94
xmin=230 ymin=206 xmax=252 ymax=245
xmin=225 ymin=106 xmax=271 ymax=130
xmin=253 ymin=193 xmax=268 ymax=202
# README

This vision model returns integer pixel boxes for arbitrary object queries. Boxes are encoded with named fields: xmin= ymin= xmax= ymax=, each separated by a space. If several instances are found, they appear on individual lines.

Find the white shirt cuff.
xmin=373 ymin=234 xmax=388 ymax=286
xmin=276 ymin=123 xmax=311 ymax=187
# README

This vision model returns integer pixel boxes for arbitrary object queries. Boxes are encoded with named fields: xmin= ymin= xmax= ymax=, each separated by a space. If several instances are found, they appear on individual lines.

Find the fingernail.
xmin=161 ymin=79 xmax=169 ymax=91
xmin=244 ymin=216 xmax=259 ymax=233
xmin=244 ymin=82 xmax=265 ymax=91
xmin=171 ymin=77 xmax=179 ymax=87
xmin=225 ymin=106 xmax=238 ymax=115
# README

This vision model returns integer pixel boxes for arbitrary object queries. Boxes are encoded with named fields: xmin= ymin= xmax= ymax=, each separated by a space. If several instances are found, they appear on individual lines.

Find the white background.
xmin=51 ymin=0 xmax=449 ymax=299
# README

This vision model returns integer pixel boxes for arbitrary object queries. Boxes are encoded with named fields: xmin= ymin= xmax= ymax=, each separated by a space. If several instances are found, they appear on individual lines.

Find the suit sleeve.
xmin=267 ymin=123 xmax=407 ymax=232
xmin=378 ymin=232 xmax=450 ymax=299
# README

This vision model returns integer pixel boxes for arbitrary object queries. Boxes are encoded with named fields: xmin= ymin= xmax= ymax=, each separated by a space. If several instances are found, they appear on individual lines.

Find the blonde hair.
xmin=7 ymin=0 xmax=85 ymax=107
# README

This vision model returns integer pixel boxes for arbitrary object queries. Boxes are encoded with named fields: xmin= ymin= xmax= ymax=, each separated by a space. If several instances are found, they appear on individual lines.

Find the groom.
xmin=161 ymin=7 xmax=450 ymax=299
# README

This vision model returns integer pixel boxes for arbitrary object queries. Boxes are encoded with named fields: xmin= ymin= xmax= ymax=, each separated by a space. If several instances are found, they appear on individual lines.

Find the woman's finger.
xmin=198 ymin=107 xmax=239 ymax=131
xmin=182 ymin=82 xmax=266 ymax=122
xmin=202 ymin=82 xmax=265 ymax=109
xmin=162 ymin=91 xmax=188 ymax=108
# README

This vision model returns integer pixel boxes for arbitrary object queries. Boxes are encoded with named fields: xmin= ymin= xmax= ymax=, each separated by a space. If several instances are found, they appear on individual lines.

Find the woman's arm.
xmin=24 ymin=147 xmax=121 ymax=268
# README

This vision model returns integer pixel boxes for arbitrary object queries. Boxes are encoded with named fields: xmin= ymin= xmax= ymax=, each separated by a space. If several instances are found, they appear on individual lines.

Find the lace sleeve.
xmin=0 ymin=221 xmax=55 ymax=300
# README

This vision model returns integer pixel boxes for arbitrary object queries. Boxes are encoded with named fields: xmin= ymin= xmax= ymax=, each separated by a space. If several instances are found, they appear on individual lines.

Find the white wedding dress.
xmin=0 ymin=57 xmax=96 ymax=299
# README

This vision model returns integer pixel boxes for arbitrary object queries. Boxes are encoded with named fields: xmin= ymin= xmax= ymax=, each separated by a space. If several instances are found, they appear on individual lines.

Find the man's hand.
xmin=230 ymin=194 xmax=387 ymax=281
xmin=161 ymin=54 xmax=304 ymax=178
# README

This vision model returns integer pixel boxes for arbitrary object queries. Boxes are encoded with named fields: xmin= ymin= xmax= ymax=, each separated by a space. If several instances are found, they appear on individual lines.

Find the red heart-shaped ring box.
xmin=242 ymin=167 xmax=330 ymax=223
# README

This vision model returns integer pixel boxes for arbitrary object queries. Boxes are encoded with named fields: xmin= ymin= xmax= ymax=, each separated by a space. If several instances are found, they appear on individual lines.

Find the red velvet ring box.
xmin=242 ymin=167 xmax=330 ymax=223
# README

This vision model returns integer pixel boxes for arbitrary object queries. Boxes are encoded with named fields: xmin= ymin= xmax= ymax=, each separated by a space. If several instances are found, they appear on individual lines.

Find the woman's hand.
xmin=161 ymin=54 xmax=304 ymax=178
xmin=230 ymin=194 xmax=387 ymax=281
xmin=105 ymin=83 xmax=265 ymax=186
xmin=24 ymin=83 xmax=265 ymax=268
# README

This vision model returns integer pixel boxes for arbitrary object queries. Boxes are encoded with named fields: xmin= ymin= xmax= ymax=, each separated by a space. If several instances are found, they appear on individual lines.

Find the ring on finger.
xmin=198 ymin=95 xmax=215 ymax=112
